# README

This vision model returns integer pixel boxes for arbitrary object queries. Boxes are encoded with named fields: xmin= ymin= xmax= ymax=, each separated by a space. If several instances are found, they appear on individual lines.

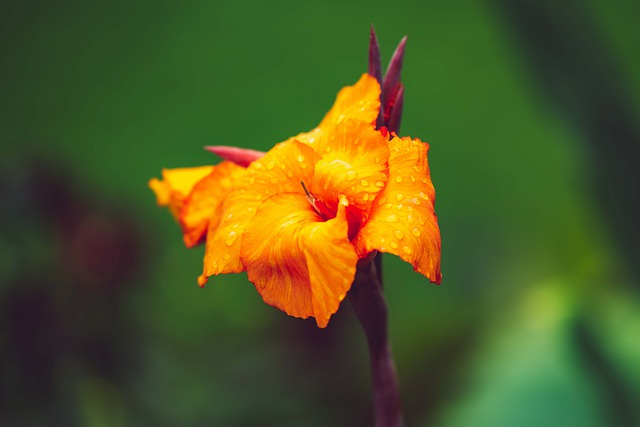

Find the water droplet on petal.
xmin=402 ymin=245 xmax=412 ymax=255
xmin=297 ymin=155 xmax=305 ymax=162
xmin=396 ymin=204 xmax=403 ymax=210
xmin=375 ymin=181 xmax=385 ymax=188
xmin=395 ymin=176 xmax=403 ymax=183
xmin=412 ymin=228 xmax=421 ymax=236
xmin=412 ymin=197 xmax=421 ymax=205
xmin=395 ymin=193 xmax=404 ymax=201
xmin=390 ymin=241 xmax=399 ymax=249
xmin=347 ymin=171 xmax=357 ymax=181
xmin=267 ymin=161 xmax=275 ymax=170
xmin=385 ymin=214 xmax=398 ymax=223
xmin=407 ymin=214 xmax=414 ymax=224
xmin=363 ymin=193 xmax=370 ymax=201
xmin=417 ymin=217 xmax=425 ymax=225
xmin=394 ymin=230 xmax=404 ymax=239
xmin=361 ymin=179 xmax=369 ymax=187
xmin=225 ymin=231 xmax=238 ymax=246
xmin=378 ymin=197 xmax=387 ymax=206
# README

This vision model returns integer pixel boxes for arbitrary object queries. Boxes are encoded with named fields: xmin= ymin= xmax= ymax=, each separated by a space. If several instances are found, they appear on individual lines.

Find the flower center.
xmin=300 ymin=181 xmax=336 ymax=221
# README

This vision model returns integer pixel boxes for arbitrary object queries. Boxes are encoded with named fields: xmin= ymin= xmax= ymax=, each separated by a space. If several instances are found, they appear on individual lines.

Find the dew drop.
xmin=347 ymin=171 xmax=357 ymax=181
xmin=375 ymin=181 xmax=385 ymax=188
xmin=385 ymin=203 xmax=393 ymax=209
xmin=225 ymin=231 xmax=238 ymax=246
xmin=419 ymin=192 xmax=429 ymax=200
xmin=410 ymin=176 xmax=416 ymax=182
xmin=396 ymin=204 xmax=403 ymax=210
xmin=267 ymin=161 xmax=275 ymax=170
xmin=380 ymin=238 xmax=386 ymax=244
xmin=297 ymin=154 xmax=305 ymax=162
xmin=287 ymin=170 xmax=294 ymax=177
xmin=390 ymin=241 xmax=399 ymax=249
xmin=223 ymin=253 xmax=231 ymax=260
xmin=361 ymin=179 xmax=369 ymax=187
xmin=395 ymin=193 xmax=404 ymax=201
xmin=325 ymin=146 xmax=332 ymax=153
xmin=402 ymin=245 xmax=412 ymax=255
xmin=412 ymin=228 xmax=421 ymax=236
xmin=254 ymin=162 xmax=263 ymax=169
xmin=418 ymin=217 xmax=425 ymax=225
xmin=407 ymin=214 xmax=414 ymax=224
xmin=395 ymin=176 xmax=403 ymax=183
xmin=385 ymin=214 xmax=399 ymax=223
xmin=412 ymin=197 xmax=421 ymax=205
xmin=375 ymin=156 xmax=381 ymax=164
xmin=377 ymin=197 xmax=387 ymax=206
xmin=363 ymin=193 xmax=370 ymax=201
xmin=394 ymin=230 xmax=404 ymax=239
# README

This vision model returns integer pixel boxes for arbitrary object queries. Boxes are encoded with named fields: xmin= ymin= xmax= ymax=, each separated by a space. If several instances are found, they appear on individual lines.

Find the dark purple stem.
xmin=349 ymin=258 xmax=404 ymax=427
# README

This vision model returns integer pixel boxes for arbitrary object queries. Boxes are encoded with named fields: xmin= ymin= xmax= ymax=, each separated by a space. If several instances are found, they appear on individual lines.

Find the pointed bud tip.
xmin=204 ymin=145 xmax=265 ymax=167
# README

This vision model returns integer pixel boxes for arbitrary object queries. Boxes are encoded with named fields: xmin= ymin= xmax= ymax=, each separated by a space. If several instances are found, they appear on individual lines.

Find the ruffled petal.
xmin=311 ymin=119 xmax=390 ymax=225
xmin=199 ymin=141 xmax=321 ymax=284
xmin=149 ymin=166 xmax=215 ymax=218
xmin=241 ymin=193 xmax=356 ymax=327
xmin=356 ymin=136 xmax=441 ymax=284
xmin=179 ymin=161 xmax=245 ymax=248
xmin=303 ymin=198 xmax=357 ymax=327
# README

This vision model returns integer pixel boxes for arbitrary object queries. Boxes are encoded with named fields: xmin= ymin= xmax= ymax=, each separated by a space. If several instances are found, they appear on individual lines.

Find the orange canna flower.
xmin=151 ymin=73 xmax=440 ymax=328
xmin=150 ymin=73 xmax=380 ymax=249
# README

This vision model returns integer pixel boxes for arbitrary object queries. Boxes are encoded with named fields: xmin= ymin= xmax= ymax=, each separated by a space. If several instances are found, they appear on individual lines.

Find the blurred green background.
xmin=2 ymin=0 xmax=639 ymax=426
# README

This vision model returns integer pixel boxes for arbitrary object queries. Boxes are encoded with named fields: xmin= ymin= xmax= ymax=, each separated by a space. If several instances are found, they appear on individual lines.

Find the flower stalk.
xmin=348 ymin=27 xmax=408 ymax=427
xmin=350 ymin=257 xmax=404 ymax=427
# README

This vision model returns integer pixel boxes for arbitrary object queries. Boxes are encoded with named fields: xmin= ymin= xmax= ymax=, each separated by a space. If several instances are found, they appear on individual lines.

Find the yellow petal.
xmin=318 ymin=73 xmax=380 ymax=130
xmin=199 ymin=141 xmax=321 ymax=284
xmin=311 ymin=119 xmax=390 ymax=224
xmin=241 ymin=193 xmax=357 ymax=327
xmin=356 ymin=136 xmax=441 ymax=284
xmin=149 ymin=165 xmax=215 ymax=218
xmin=289 ymin=74 xmax=380 ymax=156
xmin=179 ymin=161 xmax=245 ymax=248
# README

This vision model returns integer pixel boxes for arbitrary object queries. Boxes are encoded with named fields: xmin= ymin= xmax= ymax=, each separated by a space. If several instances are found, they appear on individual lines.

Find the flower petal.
xmin=199 ymin=141 xmax=321 ymax=285
xmin=311 ymin=120 xmax=390 ymax=223
xmin=302 ymin=198 xmax=357 ymax=327
xmin=241 ymin=193 xmax=357 ymax=327
xmin=149 ymin=166 xmax=215 ymax=218
xmin=356 ymin=136 xmax=441 ymax=284
xmin=179 ymin=161 xmax=245 ymax=248
xmin=318 ymin=73 xmax=381 ymax=131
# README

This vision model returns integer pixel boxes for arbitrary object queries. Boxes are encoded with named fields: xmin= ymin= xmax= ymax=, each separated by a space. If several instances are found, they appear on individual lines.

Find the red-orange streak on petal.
xmin=356 ymin=136 xmax=441 ymax=284
xmin=149 ymin=165 xmax=215 ymax=219
xmin=179 ymin=161 xmax=245 ymax=248
xmin=198 ymin=141 xmax=321 ymax=285
xmin=311 ymin=119 xmax=390 ymax=227
xmin=241 ymin=193 xmax=357 ymax=327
